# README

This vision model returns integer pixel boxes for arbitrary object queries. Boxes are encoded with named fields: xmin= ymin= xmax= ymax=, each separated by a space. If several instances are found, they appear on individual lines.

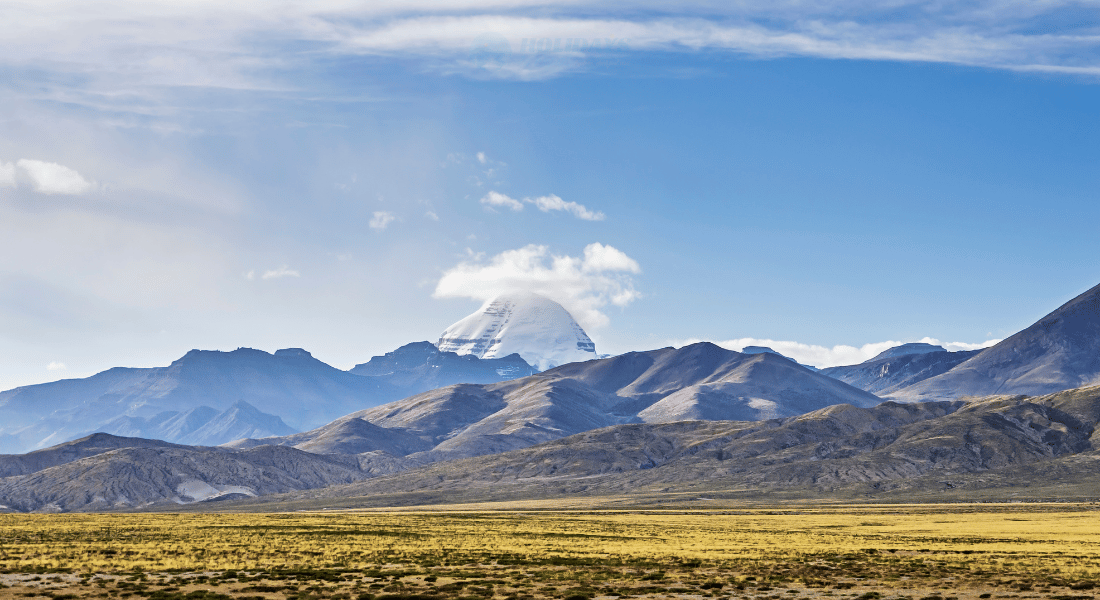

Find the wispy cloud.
xmin=261 ymin=266 xmax=300 ymax=279
xmin=672 ymin=336 xmax=1002 ymax=368
xmin=479 ymin=190 xmax=605 ymax=220
xmin=46 ymin=361 xmax=67 ymax=371
xmin=528 ymin=194 xmax=605 ymax=221
xmin=434 ymin=242 xmax=641 ymax=329
xmin=0 ymin=0 xmax=1093 ymax=114
xmin=370 ymin=211 xmax=397 ymax=230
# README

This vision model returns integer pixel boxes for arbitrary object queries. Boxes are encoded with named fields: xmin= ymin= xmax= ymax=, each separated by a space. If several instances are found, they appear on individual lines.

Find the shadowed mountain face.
xmin=256 ymin=385 xmax=1100 ymax=508
xmin=245 ymin=342 xmax=882 ymax=467
xmin=0 ymin=344 xmax=535 ymax=454
xmin=821 ymin=349 xmax=980 ymax=396
xmin=891 ymin=283 xmax=1100 ymax=401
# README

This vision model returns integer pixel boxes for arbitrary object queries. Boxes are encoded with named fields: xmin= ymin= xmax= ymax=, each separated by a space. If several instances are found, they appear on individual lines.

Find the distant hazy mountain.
xmin=0 ymin=343 xmax=538 ymax=454
xmin=891 ymin=282 xmax=1100 ymax=401
xmin=246 ymin=342 xmax=881 ymax=466
xmin=870 ymin=342 xmax=948 ymax=361
xmin=349 ymin=341 xmax=536 ymax=393
xmin=820 ymin=346 xmax=980 ymax=396
xmin=97 ymin=400 xmax=295 ymax=447
xmin=0 ymin=347 xmax=400 ymax=454
xmin=437 ymin=292 xmax=597 ymax=370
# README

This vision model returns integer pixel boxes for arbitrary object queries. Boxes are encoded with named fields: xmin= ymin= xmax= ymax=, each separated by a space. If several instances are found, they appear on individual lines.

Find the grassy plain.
xmin=1 ymin=503 xmax=1098 ymax=600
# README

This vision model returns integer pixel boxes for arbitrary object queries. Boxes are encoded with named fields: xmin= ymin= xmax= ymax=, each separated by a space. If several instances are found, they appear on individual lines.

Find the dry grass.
xmin=1 ymin=503 xmax=1098 ymax=600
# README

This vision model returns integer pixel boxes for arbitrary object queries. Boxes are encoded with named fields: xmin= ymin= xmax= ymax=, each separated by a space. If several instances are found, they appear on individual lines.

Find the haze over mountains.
xmin=0 ymin=343 xmax=534 ymax=454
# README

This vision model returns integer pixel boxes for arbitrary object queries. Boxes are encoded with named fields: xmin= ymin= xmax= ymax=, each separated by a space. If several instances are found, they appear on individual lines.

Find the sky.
xmin=1 ymin=0 xmax=1099 ymax=389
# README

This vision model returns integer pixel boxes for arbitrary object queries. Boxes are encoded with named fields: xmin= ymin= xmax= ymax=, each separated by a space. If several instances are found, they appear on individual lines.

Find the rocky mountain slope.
xmin=890 ymin=282 xmax=1100 ymax=401
xmin=244 ymin=342 xmax=881 ymax=466
xmin=6 ymin=383 xmax=1100 ymax=512
xmin=821 ymin=345 xmax=980 ymax=395
xmin=0 ymin=440 xmax=366 ymax=512
xmin=437 ymin=292 xmax=597 ymax=370
xmin=258 ymin=384 xmax=1100 ymax=508
xmin=0 ymin=433 xmax=184 ymax=478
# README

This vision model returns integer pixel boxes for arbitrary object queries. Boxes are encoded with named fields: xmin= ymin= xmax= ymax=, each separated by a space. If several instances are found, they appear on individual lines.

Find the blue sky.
xmin=1 ymin=0 xmax=1099 ymax=388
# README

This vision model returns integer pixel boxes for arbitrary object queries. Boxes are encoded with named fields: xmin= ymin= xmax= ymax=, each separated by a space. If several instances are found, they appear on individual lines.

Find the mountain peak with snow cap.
xmin=437 ymin=292 xmax=597 ymax=370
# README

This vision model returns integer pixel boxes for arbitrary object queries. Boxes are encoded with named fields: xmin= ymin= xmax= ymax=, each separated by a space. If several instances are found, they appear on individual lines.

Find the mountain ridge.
xmin=241 ymin=342 xmax=882 ymax=468
xmin=890 ymin=282 xmax=1100 ymax=401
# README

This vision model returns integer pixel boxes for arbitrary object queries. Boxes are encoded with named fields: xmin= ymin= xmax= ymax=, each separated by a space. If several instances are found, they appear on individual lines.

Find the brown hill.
xmin=242 ymin=342 xmax=882 ymax=465
xmin=248 ymin=385 xmax=1100 ymax=508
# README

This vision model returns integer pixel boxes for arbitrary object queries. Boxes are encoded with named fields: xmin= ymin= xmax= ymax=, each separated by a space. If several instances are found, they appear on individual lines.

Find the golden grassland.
xmin=1 ymin=503 xmax=1099 ymax=600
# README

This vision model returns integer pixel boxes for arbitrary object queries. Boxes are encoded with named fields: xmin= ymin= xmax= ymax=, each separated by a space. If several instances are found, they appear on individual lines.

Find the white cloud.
xmin=0 ymin=162 xmax=15 ymax=188
xmin=425 ymin=210 xmax=439 ymax=221
xmin=16 ymin=159 xmax=94 ymax=195
xmin=261 ymin=266 xmax=300 ymax=279
xmin=434 ymin=242 xmax=641 ymax=329
xmin=673 ymin=336 xmax=1002 ymax=368
xmin=480 ymin=190 xmax=605 ymax=220
xmin=0 ymin=1 xmax=1094 ymax=103
xmin=370 ymin=210 xmax=396 ymax=230
xmin=46 ymin=361 xmax=67 ymax=371
xmin=528 ymin=194 xmax=605 ymax=221
xmin=318 ymin=10 xmax=1100 ymax=79
xmin=476 ymin=151 xmax=487 ymax=164
xmin=480 ymin=190 xmax=524 ymax=211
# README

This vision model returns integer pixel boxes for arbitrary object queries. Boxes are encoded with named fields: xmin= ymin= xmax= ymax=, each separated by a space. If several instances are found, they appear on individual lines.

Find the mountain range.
xmin=3 ymin=281 xmax=1100 ymax=512
xmin=249 ymin=383 xmax=1100 ymax=509
xmin=0 ymin=343 xmax=534 ymax=454
xmin=5 ymin=382 xmax=1100 ymax=512
xmin=233 ymin=342 xmax=880 ymax=465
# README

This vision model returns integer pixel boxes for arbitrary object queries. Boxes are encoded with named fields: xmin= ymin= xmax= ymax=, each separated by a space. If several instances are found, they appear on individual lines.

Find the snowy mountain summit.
xmin=437 ymin=292 xmax=597 ymax=370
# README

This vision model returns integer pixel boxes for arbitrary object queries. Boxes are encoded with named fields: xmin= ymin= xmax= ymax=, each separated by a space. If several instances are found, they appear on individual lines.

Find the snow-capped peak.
xmin=437 ymin=292 xmax=597 ymax=370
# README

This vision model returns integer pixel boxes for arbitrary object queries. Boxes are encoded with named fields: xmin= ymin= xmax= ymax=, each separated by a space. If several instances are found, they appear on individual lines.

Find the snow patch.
xmin=438 ymin=291 xmax=596 ymax=370
xmin=747 ymin=397 xmax=781 ymax=419
xmin=176 ymin=480 xmax=257 ymax=502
